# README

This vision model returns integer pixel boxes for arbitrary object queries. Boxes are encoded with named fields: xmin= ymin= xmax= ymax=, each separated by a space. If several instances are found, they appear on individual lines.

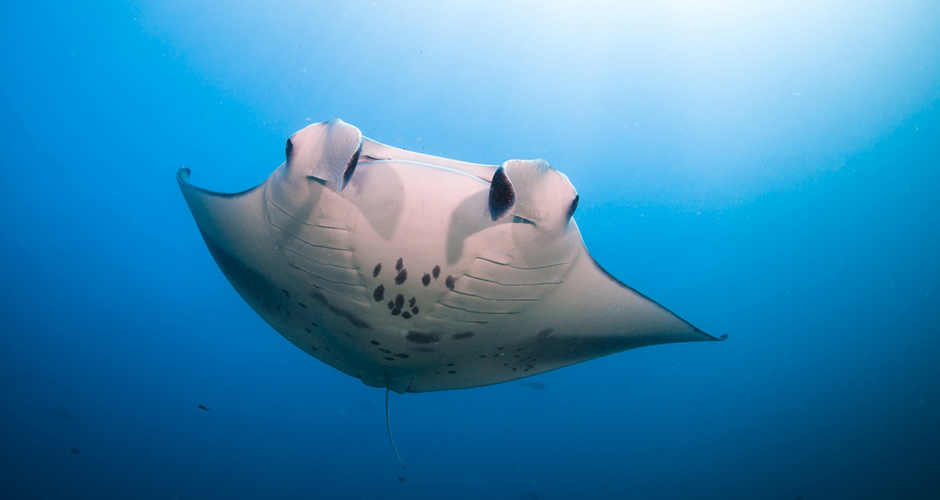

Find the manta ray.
xmin=178 ymin=119 xmax=724 ymax=395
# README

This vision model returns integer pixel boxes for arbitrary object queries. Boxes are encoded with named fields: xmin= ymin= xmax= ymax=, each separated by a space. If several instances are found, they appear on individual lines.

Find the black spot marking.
xmin=488 ymin=165 xmax=516 ymax=221
xmin=406 ymin=331 xmax=442 ymax=344
xmin=395 ymin=268 xmax=407 ymax=285
xmin=446 ymin=363 xmax=455 ymax=367
xmin=297 ymin=302 xmax=307 ymax=308
xmin=373 ymin=263 xmax=382 ymax=277
xmin=395 ymin=258 xmax=403 ymax=271
xmin=422 ymin=274 xmax=431 ymax=286
xmin=432 ymin=265 xmax=441 ymax=279
xmin=391 ymin=308 xmax=401 ymax=316
xmin=280 ymin=289 xmax=291 ymax=298
xmin=497 ymin=346 xmax=504 ymax=350
xmin=304 ymin=328 xmax=312 ymax=333
xmin=379 ymin=348 xmax=391 ymax=353
xmin=401 ymin=312 xmax=412 ymax=319
xmin=311 ymin=322 xmax=319 ymax=328
xmin=387 ymin=300 xmax=395 ymax=310
xmin=479 ymin=354 xmax=487 ymax=358
xmin=445 ymin=275 xmax=456 ymax=290
xmin=385 ymin=357 xmax=395 ymax=361
xmin=285 ymin=138 xmax=293 ymax=160
xmin=311 ymin=346 xmax=318 ymax=351
xmin=373 ymin=284 xmax=385 ymax=302
xmin=536 ymin=328 xmax=554 ymax=340
xmin=324 ymin=347 xmax=331 ymax=352
xmin=413 ymin=347 xmax=436 ymax=353
xmin=408 ymin=297 xmax=416 ymax=307
xmin=370 ymin=340 xmax=380 ymax=346
xmin=452 ymin=331 xmax=474 ymax=340
xmin=395 ymin=294 xmax=405 ymax=309
xmin=447 ymin=370 xmax=457 ymax=374
xmin=411 ymin=306 xmax=419 ymax=315
xmin=393 ymin=353 xmax=409 ymax=359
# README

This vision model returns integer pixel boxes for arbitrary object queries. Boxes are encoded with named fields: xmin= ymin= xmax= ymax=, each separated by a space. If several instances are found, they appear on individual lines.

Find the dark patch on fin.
xmin=432 ymin=265 xmax=441 ymax=279
xmin=422 ymin=273 xmax=431 ymax=286
xmin=373 ymin=263 xmax=382 ymax=277
xmin=342 ymin=138 xmax=362 ymax=188
xmin=445 ymin=275 xmax=456 ymax=290
xmin=373 ymin=284 xmax=385 ymax=302
xmin=395 ymin=258 xmax=403 ymax=271
xmin=566 ymin=194 xmax=580 ymax=221
xmin=488 ymin=165 xmax=515 ymax=221
xmin=405 ymin=331 xmax=442 ymax=344
xmin=395 ymin=268 xmax=407 ymax=285
xmin=452 ymin=331 xmax=474 ymax=340
xmin=310 ymin=291 xmax=372 ymax=330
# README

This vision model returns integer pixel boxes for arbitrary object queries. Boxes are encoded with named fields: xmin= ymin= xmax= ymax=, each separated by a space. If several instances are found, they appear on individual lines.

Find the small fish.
xmin=198 ymin=404 xmax=210 ymax=411
xmin=520 ymin=381 xmax=546 ymax=390
xmin=69 ymin=448 xmax=80 ymax=454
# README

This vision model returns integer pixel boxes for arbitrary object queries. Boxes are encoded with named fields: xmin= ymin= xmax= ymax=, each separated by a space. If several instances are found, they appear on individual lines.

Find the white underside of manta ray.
xmin=178 ymin=119 xmax=725 ymax=394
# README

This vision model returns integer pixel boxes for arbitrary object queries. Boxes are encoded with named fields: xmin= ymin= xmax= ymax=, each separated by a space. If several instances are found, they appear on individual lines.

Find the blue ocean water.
xmin=2 ymin=1 xmax=939 ymax=498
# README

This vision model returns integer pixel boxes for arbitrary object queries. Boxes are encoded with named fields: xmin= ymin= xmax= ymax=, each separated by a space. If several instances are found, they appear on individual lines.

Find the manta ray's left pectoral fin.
xmin=285 ymin=118 xmax=362 ymax=191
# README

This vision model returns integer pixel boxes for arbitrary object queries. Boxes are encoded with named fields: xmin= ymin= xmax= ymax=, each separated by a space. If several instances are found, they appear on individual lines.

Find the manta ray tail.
xmin=386 ymin=387 xmax=406 ymax=469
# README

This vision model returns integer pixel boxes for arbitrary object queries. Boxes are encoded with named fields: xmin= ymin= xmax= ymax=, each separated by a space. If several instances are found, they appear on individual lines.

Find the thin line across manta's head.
xmin=177 ymin=118 xmax=725 ymax=393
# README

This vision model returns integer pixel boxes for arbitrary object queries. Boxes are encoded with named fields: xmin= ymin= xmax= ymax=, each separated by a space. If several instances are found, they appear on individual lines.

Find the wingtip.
xmin=176 ymin=167 xmax=192 ymax=184
xmin=696 ymin=328 xmax=728 ymax=342
xmin=707 ymin=332 xmax=729 ymax=341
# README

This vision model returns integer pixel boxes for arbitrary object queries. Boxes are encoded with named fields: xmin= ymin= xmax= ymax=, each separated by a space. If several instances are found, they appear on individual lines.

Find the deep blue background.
xmin=2 ymin=1 xmax=939 ymax=499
